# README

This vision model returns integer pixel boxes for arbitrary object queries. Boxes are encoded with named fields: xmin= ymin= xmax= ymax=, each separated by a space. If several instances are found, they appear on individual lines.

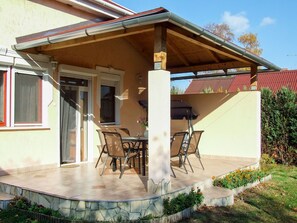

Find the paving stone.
xmin=76 ymin=201 xmax=86 ymax=211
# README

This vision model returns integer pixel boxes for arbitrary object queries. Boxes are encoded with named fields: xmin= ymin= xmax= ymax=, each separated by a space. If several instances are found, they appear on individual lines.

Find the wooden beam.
xmin=207 ymin=50 xmax=221 ymax=63
xmin=250 ymin=65 xmax=258 ymax=90
xmin=154 ymin=24 xmax=167 ymax=70
xmin=168 ymin=60 xmax=247 ymax=74
xmin=167 ymin=28 xmax=254 ymax=65
xmin=38 ymin=26 xmax=154 ymax=52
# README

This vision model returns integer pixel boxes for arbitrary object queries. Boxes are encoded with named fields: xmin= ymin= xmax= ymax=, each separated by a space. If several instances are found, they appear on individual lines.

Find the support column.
xmin=250 ymin=65 xmax=258 ymax=90
xmin=147 ymin=70 xmax=171 ymax=194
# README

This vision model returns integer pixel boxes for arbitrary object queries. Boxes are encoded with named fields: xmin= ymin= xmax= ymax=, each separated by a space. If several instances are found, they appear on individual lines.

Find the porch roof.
xmin=12 ymin=7 xmax=280 ymax=75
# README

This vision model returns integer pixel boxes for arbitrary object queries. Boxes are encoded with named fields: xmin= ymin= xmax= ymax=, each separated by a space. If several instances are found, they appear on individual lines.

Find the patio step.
xmin=0 ymin=192 xmax=14 ymax=209
xmin=202 ymin=186 xmax=234 ymax=206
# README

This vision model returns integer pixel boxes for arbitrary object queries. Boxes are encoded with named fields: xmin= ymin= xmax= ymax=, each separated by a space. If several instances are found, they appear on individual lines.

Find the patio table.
xmin=122 ymin=136 xmax=148 ymax=176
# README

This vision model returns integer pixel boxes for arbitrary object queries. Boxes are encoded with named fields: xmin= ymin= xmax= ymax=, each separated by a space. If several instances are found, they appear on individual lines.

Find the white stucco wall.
xmin=172 ymin=91 xmax=261 ymax=160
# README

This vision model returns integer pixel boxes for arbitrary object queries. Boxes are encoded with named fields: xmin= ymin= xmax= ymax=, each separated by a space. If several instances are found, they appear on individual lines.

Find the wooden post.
xmin=250 ymin=65 xmax=258 ymax=90
xmin=154 ymin=24 xmax=167 ymax=70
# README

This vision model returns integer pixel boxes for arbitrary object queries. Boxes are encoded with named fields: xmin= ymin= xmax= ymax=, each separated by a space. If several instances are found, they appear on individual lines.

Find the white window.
xmin=96 ymin=66 xmax=124 ymax=125
xmin=0 ymin=67 xmax=49 ymax=128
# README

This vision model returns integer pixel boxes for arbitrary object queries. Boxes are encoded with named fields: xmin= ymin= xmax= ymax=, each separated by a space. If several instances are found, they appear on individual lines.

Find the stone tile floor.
xmin=0 ymin=156 xmax=257 ymax=202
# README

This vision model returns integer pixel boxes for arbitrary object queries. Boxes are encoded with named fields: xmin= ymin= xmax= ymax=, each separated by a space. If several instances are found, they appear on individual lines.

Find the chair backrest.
xmin=187 ymin=130 xmax=204 ymax=154
xmin=102 ymin=131 xmax=126 ymax=158
xmin=116 ymin=127 xmax=131 ymax=137
xmin=171 ymin=132 xmax=188 ymax=157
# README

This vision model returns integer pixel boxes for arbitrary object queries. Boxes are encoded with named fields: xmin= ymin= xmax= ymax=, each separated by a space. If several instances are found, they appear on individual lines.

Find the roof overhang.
xmin=12 ymin=8 xmax=280 ymax=75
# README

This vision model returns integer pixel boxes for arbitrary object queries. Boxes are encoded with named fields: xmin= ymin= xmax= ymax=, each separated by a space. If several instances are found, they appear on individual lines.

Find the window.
xmin=100 ymin=85 xmax=115 ymax=123
xmin=97 ymin=66 xmax=124 ymax=125
xmin=0 ymin=71 xmax=6 ymax=126
xmin=14 ymin=73 xmax=42 ymax=124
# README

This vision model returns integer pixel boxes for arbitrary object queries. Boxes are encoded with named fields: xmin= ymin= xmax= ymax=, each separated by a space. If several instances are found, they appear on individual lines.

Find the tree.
xmin=261 ymin=87 xmax=297 ymax=165
xmin=238 ymin=33 xmax=263 ymax=56
xmin=171 ymin=86 xmax=184 ymax=94
xmin=204 ymin=23 xmax=234 ymax=42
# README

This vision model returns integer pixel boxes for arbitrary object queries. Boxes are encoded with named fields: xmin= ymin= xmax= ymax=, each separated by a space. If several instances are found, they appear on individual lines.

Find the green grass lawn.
xmin=181 ymin=164 xmax=297 ymax=223
xmin=1 ymin=164 xmax=296 ymax=223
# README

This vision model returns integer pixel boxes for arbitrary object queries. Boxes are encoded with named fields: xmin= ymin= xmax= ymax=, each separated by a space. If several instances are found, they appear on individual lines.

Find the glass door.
xmin=60 ymin=77 xmax=89 ymax=164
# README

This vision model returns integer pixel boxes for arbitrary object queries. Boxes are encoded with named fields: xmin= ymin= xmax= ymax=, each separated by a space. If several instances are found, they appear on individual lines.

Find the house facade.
xmin=0 ymin=0 xmax=280 ymax=195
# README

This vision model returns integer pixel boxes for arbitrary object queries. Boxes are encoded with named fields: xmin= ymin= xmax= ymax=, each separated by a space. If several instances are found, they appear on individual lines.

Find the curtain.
xmin=14 ymin=73 xmax=41 ymax=123
xmin=60 ymin=88 xmax=77 ymax=163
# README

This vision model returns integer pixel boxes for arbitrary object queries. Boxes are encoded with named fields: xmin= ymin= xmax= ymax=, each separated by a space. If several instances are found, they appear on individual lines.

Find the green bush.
xmin=213 ymin=169 xmax=268 ymax=189
xmin=261 ymin=87 xmax=297 ymax=165
xmin=163 ymin=188 xmax=203 ymax=215
xmin=10 ymin=196 xmax=63 ymax=218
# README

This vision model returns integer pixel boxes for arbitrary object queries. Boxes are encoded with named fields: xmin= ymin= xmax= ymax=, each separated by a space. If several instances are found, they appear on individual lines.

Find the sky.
xmin=115 ymin=0 xmax=297 ymax=90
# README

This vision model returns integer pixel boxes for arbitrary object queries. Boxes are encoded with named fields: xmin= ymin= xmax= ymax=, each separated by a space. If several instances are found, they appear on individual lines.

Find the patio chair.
xmin=101 ymin=131 xmax=140 ymax=178
xmin=170 ymin=131 xmax=189 ymax=178
xmin=182 ymin=130 xmax=205 ymax=172
xmin=95 ymin=129 xmax=108 ymax=168
xmin=95 ymin=128 xmax=118 ymax=170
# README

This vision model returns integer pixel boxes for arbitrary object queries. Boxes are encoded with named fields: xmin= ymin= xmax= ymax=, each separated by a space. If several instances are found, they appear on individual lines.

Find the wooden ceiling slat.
xmin=167 ymin=28 xmax=255 ymax=66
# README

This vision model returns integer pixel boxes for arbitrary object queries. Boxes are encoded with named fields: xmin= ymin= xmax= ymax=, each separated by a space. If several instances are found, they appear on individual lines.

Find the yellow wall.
xmin=172 ymin=92 xmax=261 ymax=160
xmin=0 ymin=68 xmax=59 ymax=175
xmin=0 ymin=0 xmax=87 ymax=47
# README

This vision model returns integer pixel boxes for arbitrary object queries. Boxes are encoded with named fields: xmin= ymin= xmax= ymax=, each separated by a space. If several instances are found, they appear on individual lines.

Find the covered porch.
xmin=4 ymin=6 xmax=280 ymax=204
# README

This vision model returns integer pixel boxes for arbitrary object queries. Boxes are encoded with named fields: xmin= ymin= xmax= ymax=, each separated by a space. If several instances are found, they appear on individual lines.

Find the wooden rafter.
xmin=168 ymin=60 xmax=248 ymax=74
xmin=167 ymin=27 xmax=255 ymax=65
xmin=167 ymin=38 xmax=190 ymax=66
xmin=207 ymin=50 xmax=220 ymax=63
xmin=38 ymin=25 xmax=154 ymax=52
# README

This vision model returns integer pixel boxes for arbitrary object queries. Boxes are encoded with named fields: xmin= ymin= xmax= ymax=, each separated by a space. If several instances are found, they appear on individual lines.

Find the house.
xmin=185 ymin=69 xmax=297 ymax=94
xmin=0 ymin=0 xmax=281 ymax=220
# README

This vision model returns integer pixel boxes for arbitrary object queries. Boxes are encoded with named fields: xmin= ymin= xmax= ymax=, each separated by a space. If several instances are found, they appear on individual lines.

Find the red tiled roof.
xmin=185 ymin=77 xmax=234 ymax=93
xmin=16 ymin=7 xmax=167 ymax=44
xmin=185 ymin=69 xmax=297 ymax=94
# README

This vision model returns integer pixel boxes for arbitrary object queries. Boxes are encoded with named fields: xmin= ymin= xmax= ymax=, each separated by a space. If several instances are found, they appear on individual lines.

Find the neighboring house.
xmin=0 ymin=0 xmax=280 ymax=197
xmin=185 ymin=69 xmax=297 ymax=94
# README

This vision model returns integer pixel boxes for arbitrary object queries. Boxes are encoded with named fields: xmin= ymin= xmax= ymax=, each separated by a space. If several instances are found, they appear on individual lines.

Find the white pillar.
xmin=147 ymin=70 xmax=171 ymax=194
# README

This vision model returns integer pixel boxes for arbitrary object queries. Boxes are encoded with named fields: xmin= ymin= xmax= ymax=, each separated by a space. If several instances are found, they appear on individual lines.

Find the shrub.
xmin=261 ymin=87 xmax=297 ymax=165
xmin=10 ymin=196 xmax=63 ymax=218
xmin=213 ymin=169 xmax=268 ymax=189
xmin=163 ymin=188 xmax=203 ymax=215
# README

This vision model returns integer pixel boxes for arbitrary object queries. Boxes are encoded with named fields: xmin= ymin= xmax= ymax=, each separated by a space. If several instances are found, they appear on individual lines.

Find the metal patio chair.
xmin=101 ymin=131 xmax=140 ymax=178
xmin=170 ymin=131 xmax=189 ymax=178
xmin=182 ymin=130 xmax=205 ymax=172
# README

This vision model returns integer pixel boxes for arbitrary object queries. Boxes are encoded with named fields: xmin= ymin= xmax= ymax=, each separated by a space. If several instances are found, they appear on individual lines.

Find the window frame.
xmin=0 ymin=70 xmax=7 ymax=127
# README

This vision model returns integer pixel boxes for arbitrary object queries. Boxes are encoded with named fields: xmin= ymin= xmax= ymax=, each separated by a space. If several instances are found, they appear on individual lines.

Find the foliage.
xmin=213 ymin=169 xmax=268 ymax=189
xmin=260 ymin=153 xmax=276 ymax=165
xmin=171 ymin=85 xmax=184 ymax=94
xmin=185 ymin=164 xmax=297 ymax=223
xmin=238 ymin=33 xmax=263 ymax=56
xmin=205 ymin=23 xmax=235 ymax=42
xmin=9 ymin=196 xmax=63 ymax=218
xmin=137 ymin=116 xmax=148 ymax=128
xmin=0 ymin=208 xmax=39 ymax=223
xmin=163 ymin=188 xmax=204 ymax=215
xmin=261 ymin=87 xmax=297 ymax=165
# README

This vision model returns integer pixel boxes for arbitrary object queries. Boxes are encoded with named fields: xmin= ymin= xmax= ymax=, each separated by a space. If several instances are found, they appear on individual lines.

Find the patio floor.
xmin=0 ymin=156 xmax=258 ymax=202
